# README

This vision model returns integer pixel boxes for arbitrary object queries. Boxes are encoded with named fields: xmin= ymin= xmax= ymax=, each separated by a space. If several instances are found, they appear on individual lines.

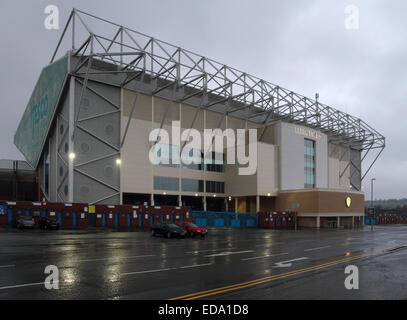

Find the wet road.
xmin=0 ymin=225 xmax=407 ymax=300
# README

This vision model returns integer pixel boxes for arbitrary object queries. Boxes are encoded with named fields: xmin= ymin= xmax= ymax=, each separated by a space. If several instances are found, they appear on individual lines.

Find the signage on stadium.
xmin=0 ymin=205 xmax=6 ymax=216
xmin=346 ymin=197 xmax=352 ymax=208
xmin=294 ymin=127 xmax=322 ymax=140
xmin=14 ymin=56 xmax=68 ymax=168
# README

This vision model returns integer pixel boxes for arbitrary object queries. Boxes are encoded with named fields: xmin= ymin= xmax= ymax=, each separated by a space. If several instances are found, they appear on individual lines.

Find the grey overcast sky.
xmin=0 ymin=0 xmax=405 ymax=199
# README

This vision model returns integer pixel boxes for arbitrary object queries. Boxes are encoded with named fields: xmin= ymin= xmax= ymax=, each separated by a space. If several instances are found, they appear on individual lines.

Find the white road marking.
xmin=345 ymin=237 xmax=361 ymax=241
xmin=122 ymin=262 xmax=215 ymax=275
xmin=121 ymin=268 xmax=176 ymax=276
xmin=0 ymin=282 xmax=44 ymax=290
xmin=0 ymin=265 xmax=15 ymax=268
xmin=179 ymin=263 xmax=213 ymax=269
xmin=205 ymin=250 xmax=254 ymax=257
xmin=241 ymin=253 xmax=289 ymax=261
xmin=255 ymin=242 xmax=284 ymax=247
xmin=304 ymin=246 xmax=331 ymax=252
xmin=341 ymin=242 xmax=361 ymax=246
xmin=77 ymin=255 xmax=155 ymax=262
xmin=273 ymin=257 xmax=309 ymax=268
xmin=185 ymin=248 xmax=234 ymax=254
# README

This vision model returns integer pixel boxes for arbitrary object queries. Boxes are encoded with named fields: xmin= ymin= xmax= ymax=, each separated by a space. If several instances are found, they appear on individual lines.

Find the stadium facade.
xmin=13 ymin=9 xmax=385 ymax=228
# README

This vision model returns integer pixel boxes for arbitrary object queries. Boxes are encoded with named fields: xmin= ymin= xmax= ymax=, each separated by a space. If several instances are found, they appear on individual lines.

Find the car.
xmin=38 ymin=217 xmax=60 ymax=230
xmin=176 ymin=221 xmax=208 ymax=238
xmin=151 ymin=223 xmax=187 ymax=238
xmin=13 ymin=216 xmax=35 ymax=229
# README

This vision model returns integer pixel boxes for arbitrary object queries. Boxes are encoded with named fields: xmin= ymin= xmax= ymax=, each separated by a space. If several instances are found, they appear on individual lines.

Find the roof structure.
xmin=50 ymin=8 xmax=385 ymax=183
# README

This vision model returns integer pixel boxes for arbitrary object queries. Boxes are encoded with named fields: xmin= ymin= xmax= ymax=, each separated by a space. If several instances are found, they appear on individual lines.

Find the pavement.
xmin=0 ymin=225 xmax=407 ymax=300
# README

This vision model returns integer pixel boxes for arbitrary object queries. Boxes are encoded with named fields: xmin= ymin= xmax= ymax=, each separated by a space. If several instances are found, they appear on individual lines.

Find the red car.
xmin=176 ymin=222 xmax=208 ymax=238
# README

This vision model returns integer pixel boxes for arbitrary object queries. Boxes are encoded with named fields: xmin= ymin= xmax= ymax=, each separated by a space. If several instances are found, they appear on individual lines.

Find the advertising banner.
xmin=14 ymin=55 xmax=68 ymax=168
xmin=0 ymin=205 xmax=6 ymax=216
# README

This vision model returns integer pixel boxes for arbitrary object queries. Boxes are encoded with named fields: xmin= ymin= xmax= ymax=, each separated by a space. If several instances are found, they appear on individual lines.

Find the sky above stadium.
xmin=0 ymin=0 xmax=405 ymax=199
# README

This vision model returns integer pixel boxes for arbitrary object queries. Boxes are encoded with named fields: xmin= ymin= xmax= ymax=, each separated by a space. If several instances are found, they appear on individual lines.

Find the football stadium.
xmin=13 ymin=9 xmax=385 ymax=228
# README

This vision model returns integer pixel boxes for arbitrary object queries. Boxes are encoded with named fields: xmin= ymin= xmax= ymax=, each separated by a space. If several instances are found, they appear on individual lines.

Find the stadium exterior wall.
xmin=19 ymin=53 xmax=366 ymax=228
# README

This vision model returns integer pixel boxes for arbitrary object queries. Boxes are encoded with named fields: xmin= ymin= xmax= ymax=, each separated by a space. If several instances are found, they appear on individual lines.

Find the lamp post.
xmin=371 ymin=178 xmax=376 ymax=231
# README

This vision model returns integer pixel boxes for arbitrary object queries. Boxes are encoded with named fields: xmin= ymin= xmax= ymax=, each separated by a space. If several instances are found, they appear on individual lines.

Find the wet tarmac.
xmin=0 ymin=225 xmax=406 ymax=300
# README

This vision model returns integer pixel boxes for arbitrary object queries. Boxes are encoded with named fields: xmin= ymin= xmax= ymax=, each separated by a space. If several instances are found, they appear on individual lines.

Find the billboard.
xmin=14 ymin=56 xmax=68 ymax=168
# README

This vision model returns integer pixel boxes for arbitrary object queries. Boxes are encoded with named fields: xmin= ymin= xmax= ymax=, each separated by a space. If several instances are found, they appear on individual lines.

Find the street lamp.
xmin=370 ymin=178 xmax=376 ymax=231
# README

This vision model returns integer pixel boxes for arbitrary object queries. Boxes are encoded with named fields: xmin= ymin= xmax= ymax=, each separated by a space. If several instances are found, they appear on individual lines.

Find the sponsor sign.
xmin=346 ymin=197 xmax=352 ymax=208
xmin=294 ymin=126 xmax=322 ymax=140
xmin=14 ymin=56 xmax=68 ymax=168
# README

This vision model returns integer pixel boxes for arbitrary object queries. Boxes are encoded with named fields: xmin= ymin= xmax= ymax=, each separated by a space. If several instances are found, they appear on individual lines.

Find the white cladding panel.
xmin=278 ymin=122 xmax=328 ymax=190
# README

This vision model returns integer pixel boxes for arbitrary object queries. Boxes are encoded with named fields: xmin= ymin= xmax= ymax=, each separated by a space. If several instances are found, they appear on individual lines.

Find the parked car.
xmin=38 ymin=217 xmax=60 ymax=230
xmin=13 ymin=216 xmax=35 ymax=229
xmin=151 ymin=223 xmax=187 ymax=238
xmin=176 ymin=222 xmax=208 ymax=238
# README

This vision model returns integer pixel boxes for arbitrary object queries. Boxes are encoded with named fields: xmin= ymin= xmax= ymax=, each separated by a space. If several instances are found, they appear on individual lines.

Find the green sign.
xmin=14 ymin=56 xmax=68 ymax=168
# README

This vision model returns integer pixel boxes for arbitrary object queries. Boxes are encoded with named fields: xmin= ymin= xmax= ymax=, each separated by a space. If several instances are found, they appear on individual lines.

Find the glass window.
xmin=154 ymin=176 xmax=179 ymax=191
xmin=205 ymin=151 xmax=225 ymax=173
xmin=181 ymin=147 xmax=203 ymax=171
xmin=181 ymin=179 xmax=204 ymax=192
xmin=304 ymin=139 xmax=316 ymax=189
xmin=206 ymin=181 xmax=225 ymax=194
xmin=153 ymin=144 xmax=179 ymax=168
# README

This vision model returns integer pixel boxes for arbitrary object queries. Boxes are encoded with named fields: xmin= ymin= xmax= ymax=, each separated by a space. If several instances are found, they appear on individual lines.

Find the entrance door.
xmin=88 ymin=213 xmax=96 ymax=227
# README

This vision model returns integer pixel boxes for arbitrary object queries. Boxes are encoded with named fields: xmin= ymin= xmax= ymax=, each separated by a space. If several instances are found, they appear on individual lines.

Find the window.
xmin=304 ymin=139 xmax=316 ymax=188
xmin=153 ymin=144 xmax=179 ymax=168
xmin=154 ymin=176 xmax=179 ymax=191
xmin=182 ymin=179 xmax=204 ymax=192
xmin=181 ymin=147 xmax=203 ymax=171
xmin=206 ymin=181 xmax=225 ymax=194
xmin=205 ymin=151 xmax=225 ymax=173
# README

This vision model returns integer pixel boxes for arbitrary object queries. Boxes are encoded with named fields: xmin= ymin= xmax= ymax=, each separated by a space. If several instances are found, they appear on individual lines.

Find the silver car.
xmin=13 ymin=216 xmax=35 ymax=229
